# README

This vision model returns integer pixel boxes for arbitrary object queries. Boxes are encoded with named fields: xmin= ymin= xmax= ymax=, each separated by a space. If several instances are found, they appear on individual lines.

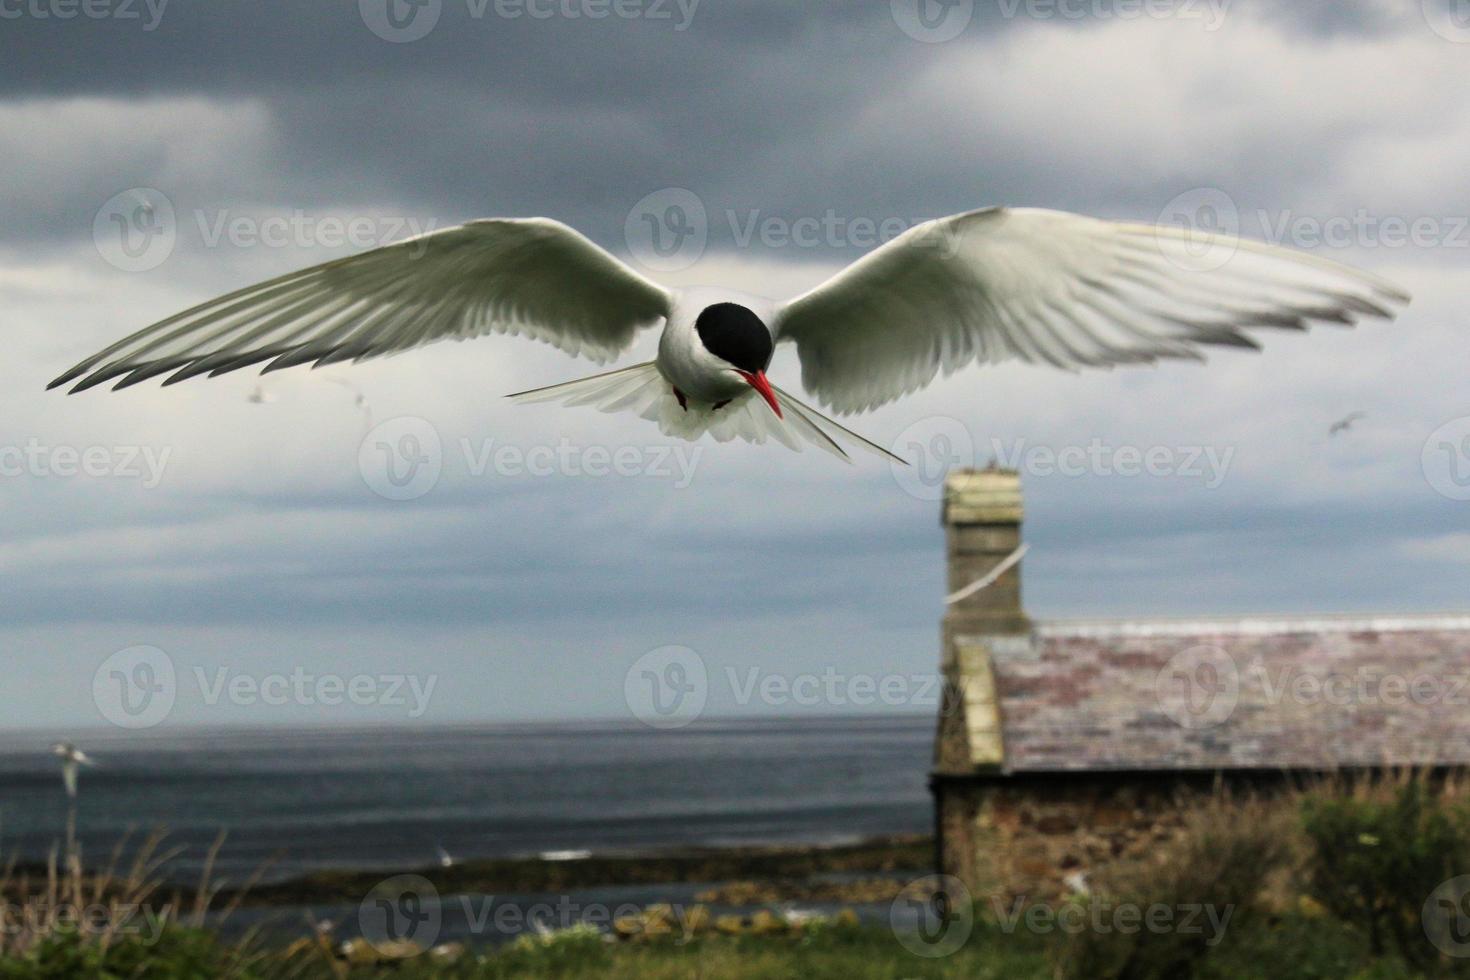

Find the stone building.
xmin=931 ymin=468 xmax=1470 ymax=898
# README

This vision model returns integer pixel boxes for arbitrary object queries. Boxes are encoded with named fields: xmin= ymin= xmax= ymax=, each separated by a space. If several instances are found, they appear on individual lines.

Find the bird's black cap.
xmin=695 ymin=303 xmax=773 ymax=374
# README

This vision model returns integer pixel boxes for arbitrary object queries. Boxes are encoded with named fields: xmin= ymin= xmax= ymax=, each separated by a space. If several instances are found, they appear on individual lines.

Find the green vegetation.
xmin=8 ymin=777 xmax=1470 ymax=978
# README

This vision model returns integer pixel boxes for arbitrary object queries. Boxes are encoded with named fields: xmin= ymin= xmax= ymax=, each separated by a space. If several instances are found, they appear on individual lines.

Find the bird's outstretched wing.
xmin=51 ymin=218 xmax=672 ymax=393
xmin=773 ymin=207 xmax=1411 ymax=415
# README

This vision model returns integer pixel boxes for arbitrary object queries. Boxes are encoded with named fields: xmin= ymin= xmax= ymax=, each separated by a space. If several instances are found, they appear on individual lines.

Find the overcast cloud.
xmin=1 ymin=0 xmax=1467 ymax=730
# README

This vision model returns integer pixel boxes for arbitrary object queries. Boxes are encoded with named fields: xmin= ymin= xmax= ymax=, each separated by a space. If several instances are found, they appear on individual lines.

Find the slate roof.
xmin=974 ymin=614 xmax=1470 ymax=773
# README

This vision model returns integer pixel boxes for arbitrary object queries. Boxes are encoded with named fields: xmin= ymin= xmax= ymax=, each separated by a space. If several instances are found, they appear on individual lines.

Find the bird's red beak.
xmin=737 ymin=370 xmax=782 ymax=419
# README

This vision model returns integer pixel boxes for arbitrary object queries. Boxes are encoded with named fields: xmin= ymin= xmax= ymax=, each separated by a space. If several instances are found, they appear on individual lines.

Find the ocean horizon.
xmin=0 ymin=714 xmax=933 ymax=882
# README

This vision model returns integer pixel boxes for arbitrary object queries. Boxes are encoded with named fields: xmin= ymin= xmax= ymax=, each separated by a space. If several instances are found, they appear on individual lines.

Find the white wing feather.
xmin=774 ymin=207 xmax=1411 ymax=415
xmin=51 ymin=218 xmax=672 ymax=393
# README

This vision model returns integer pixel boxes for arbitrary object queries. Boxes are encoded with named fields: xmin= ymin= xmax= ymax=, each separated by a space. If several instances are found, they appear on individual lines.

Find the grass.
xmin=0 ymin=921 xmax=1052 ymax=980
xmin=9 ymin=774 xmax=1470 ymax=978
xmin=0 ymin=912 xmax=1456 ymax=980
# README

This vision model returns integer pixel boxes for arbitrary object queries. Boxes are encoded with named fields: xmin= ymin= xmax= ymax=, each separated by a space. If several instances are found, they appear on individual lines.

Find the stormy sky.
xmin=2 ymin=0 xmax=1467 ymax=730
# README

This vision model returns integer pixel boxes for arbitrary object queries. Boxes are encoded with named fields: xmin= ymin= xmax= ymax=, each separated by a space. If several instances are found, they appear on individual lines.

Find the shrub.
xmin=1300 ymin=774 xmax=1470 ymax=971
xmin=1053 ymin=791 xmax=1296 ymax=980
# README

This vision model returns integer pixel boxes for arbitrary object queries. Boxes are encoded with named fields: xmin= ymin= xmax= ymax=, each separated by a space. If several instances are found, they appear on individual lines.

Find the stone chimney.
xmin=942 ymin=468 xmax=1029 ymax=638
xmin=933 ymin=468 xmax=1029 ymax=779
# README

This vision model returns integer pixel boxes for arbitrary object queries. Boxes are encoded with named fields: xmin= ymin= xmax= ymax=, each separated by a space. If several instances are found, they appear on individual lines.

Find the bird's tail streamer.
xmin=507 ymin=362 xmax=905 ymax=464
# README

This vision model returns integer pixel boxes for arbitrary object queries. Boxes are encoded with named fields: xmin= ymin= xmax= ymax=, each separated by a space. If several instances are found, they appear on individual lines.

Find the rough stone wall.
xmin=938 ymin=777 xmax=1205 ymax=902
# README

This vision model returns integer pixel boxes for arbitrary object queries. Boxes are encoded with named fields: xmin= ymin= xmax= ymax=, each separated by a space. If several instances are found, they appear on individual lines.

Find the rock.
xmin=429 ymin=942 xmax=466 ymax=963
xmin=714 ymin=914 xmax=747 ymax=935
xmin=339 ymin=937 xmax=422 ymax=963
xmin=612 ymin=915 xmax=645 ymax=939
xmin=1035 ymin=813 xmax=1079 ymax=835
xmin=748 ymin=909 xmax=786 ymax=935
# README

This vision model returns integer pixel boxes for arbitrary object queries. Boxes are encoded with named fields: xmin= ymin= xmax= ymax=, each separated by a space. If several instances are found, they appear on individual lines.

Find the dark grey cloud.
xmin=3 ymin=0 xmax=1435 ymax=257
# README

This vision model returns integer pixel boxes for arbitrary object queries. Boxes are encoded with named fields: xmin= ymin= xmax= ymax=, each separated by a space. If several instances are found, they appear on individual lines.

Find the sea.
xmin=0 ymin=715 xmax=933 ymax=883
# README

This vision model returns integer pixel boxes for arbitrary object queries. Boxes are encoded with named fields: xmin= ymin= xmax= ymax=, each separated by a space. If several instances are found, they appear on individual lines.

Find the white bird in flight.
xmin=50 ymin=208 xmax=1409 ymax=461
xmin=51 ymin=741 xmax=94 ymax=798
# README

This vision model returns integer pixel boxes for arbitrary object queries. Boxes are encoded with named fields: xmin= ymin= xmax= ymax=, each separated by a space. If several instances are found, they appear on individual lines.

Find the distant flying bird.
xmin=51 ymin=742 xmax=94 ymax=798
xmin=435 ymin=843 xmax=455 ymax=869
xmin=1329 ymin=412 xmax=1366 ymax=437
xmin=246 ymin=383 xmax=276 ymax=404
xmin=49 ymin=209 xmax=1410 ymax=462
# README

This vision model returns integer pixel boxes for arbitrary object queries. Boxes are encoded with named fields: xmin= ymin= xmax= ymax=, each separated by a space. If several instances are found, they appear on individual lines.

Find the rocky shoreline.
xmin=225 ymin=833 xmax=934 ymax=907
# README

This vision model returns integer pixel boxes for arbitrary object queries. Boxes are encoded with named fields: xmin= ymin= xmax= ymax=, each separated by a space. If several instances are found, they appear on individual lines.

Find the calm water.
xmin=0 ymin=716 xmax=932 ymax=882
